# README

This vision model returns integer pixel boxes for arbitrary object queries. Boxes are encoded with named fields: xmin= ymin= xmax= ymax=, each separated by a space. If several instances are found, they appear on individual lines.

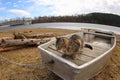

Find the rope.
xmin=0 ymin=55 xmax=44 ymax=69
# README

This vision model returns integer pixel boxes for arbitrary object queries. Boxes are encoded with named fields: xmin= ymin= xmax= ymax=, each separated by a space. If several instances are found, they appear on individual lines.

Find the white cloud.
xmin=0 ymin=17 xmax=3 ymax=21
xmin=0 ymin=7 xmax=5 ymax=10
xmin=27 ymin=0 xmax=120 ymax=16
xmin=9 ymin=9 xmax=30 ymax=16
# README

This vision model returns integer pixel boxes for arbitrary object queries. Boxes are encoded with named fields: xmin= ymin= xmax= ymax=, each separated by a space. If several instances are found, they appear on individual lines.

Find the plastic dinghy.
xmin=38 ymin=29 xmax=116 ymax=80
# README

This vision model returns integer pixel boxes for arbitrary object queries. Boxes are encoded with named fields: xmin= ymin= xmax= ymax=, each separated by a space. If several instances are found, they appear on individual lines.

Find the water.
xmin=0 ymin=22 xmax=120 ymax=34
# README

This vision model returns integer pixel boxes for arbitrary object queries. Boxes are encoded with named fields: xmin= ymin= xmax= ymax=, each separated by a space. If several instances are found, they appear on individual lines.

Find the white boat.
xmin=38 ymin=29 xmax=116 ymax=80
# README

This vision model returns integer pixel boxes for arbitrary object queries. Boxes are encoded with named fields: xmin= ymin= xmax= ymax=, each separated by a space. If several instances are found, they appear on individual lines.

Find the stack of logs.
xmin=0 ymin=32 xmax=56 ymax=51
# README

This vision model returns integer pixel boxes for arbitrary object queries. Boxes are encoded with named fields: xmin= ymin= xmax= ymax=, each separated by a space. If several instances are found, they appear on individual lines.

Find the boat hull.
xmin=38 ymin=30 xmax=116 ymax=80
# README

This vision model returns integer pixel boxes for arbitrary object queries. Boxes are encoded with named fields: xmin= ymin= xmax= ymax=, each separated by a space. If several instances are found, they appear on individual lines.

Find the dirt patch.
xmin=0 ymin=28 xmax=120 ymax=80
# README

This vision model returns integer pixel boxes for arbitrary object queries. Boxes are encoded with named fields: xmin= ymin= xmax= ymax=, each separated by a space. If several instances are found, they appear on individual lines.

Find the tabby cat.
xmin=56 ymin=34 xmax=93 ymax=59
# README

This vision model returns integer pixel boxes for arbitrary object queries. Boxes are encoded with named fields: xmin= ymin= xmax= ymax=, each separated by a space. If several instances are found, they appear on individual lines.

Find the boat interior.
xmin=45 ymin=30 xmax=115 ymax=66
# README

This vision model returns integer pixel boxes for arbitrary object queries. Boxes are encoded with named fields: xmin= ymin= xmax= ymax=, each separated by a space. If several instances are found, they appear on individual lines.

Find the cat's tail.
xmin=84 ymin=44 xmax=93 ymax=50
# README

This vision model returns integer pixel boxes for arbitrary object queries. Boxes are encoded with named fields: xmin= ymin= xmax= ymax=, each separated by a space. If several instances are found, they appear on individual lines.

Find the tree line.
xmin=0 ymin=17 xmax=31 ymax=26
xmin=32 ymin=13 xmax=120 ymax=27
xmin=1 ymin=12 xmax=120 ymax=27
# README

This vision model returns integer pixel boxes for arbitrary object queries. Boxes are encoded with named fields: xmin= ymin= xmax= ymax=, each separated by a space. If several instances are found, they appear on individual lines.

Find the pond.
xmin=0 ymin=22 xmax=120 ymax=34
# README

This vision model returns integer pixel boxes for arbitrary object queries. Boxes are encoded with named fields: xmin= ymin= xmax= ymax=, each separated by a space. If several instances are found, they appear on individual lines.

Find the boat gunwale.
xmin=38 ymin=31 xmax=116 ymax=69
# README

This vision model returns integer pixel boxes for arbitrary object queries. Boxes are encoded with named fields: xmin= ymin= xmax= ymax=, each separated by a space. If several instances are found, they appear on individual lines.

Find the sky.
xmin=0 ymin=0 xmax=120 ymax=21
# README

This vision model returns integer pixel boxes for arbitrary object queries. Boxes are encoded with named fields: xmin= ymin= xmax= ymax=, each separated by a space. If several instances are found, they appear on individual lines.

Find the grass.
xmin=0 ymin=28 xmax=79 ymax=80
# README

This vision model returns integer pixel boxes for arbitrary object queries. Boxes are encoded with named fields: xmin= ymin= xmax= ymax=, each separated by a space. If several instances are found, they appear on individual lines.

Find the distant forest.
xmin=1 ymin=12 xmax=120 ymax=27
xmin=32 ymin=13 xmax=120 ymax=27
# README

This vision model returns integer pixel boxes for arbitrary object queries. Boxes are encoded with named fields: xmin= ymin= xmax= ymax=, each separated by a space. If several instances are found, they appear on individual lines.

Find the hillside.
xmin=32 ymin=13 xmax=120 ymax=27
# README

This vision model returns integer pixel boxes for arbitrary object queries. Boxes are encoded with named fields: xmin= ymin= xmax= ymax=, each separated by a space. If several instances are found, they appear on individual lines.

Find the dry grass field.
xmin=0 ymin=28 xmax=120 ymax=80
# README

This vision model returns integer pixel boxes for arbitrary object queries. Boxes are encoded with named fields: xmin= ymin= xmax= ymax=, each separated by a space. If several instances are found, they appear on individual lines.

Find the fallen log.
xmin=0 ymin=38 xmax=50 ymax=47
xmin=26 ymin=32 xmax=56 ymax=38
xmin=0 ymin=37 xmax=13 ymax=40
xmin=0 ymin=46 xmax=23 ymax=52
xmin=13 ymin=32 xmax=55 ymax=39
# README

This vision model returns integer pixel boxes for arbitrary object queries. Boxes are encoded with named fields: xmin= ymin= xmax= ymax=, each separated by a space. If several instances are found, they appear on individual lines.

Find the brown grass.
xmin=0 ymin=28 xmax=120 ymax=80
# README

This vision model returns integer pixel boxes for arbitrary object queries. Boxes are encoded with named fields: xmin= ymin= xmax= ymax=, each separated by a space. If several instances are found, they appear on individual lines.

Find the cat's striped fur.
xmin=56 ymin=34 xmax=93 ymax=59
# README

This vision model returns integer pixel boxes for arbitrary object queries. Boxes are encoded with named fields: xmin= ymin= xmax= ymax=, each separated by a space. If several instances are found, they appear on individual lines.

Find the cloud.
xmin=0 ymin=7 xmax=5 ymax=10
xmin=9 ymin=9 xmax=30 ymax=16
xmin=0 ymin=17 xmax=3 ymax=21
xmin=27 ymin=0 xmax=120 ymax=16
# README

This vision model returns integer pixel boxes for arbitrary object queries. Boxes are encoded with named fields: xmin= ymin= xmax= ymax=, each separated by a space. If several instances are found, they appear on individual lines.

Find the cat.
xmin=56 ymin=37 xmax=69 ymax=53
xmin=70 ymin=34 xmax=93 ymax=50
xmin=56 ymin=34 xmax=93 ymax=59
